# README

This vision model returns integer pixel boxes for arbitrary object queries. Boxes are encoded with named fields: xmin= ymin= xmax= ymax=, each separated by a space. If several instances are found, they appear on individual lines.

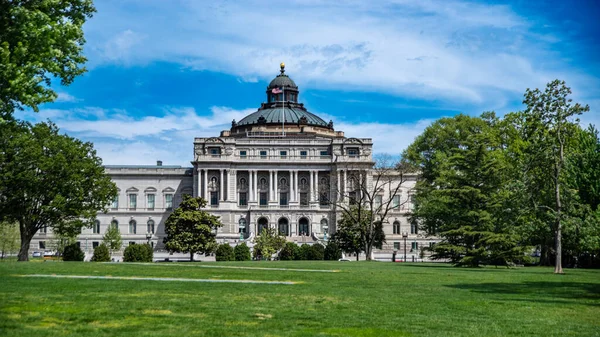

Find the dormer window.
xmin=347 ymin=148 xmax=359 ymax=158
xmin=209 ymin=147 xmax=221 ymax=157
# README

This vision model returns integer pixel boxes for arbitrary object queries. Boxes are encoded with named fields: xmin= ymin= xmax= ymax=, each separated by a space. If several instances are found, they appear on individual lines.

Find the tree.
xmin=404 ymin=113 xmax=528 ymax=267
xmin=324 ymin=241 xmax=342 ymax=260
xmin=215 ymin=243 xmax=235 ymax=261
xmin=279 ymin=242 xmax=298 ymax=260
xmin=333 ymin=206 xmax=385 ymax=261
xmin=333 ymin=155 xmax=408 ymax=260
xmin=62 ymin=243 xmax=84 ymax=261
xmin=0 ymin=0 xmax=96 ymax=119
xmin=103 ymin=224 xmax=122 ymax=256
xmin=163 ymin=195 xmax=222 ymax=261
xmin=298 ymin=244 xmax=312 ymax=261
xmin=0 ymin=121 xmax=117 ymax=261
xmin=519 ymin=80 xmax=589 ymax=273
xmin=0 ymin=221 xmax=19 ymax=258
xmin=307 ymin=243 xmax=325 ymax=260
xmin=234 ymin=243 xmax=251 ymax=261
xmin=123 ymin=244 xmax=153 ymax=262
xmin=253 ymin=226 xmax=285 ymax=260
xmin=91 ymin=243 xmax=110 ymax=262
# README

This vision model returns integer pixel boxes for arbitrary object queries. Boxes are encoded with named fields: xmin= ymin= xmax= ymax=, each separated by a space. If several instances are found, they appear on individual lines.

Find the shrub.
xmin=216 ymin=243 xmax=235 ymax=261
xmin=308 ymin=243 xmax=325 ymax=260
xmin=324 ymin=241 xmax=342 ymax=260
xmin=279 ymin=242 xmax=298 ymax=260
xmin=62 ymin=243 xmax=84 ymax=261
xmin=234 ymin=243 xmax=251 ymax=261
xmin=91 ymin=243 xmax=111 ymax=262
xmin=123 ymin=243 xmax=153 ymax=262
xmin=297 ymin=244 xmax=312 ymax=260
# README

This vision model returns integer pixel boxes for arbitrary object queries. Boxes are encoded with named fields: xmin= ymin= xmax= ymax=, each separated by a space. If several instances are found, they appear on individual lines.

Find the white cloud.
xmin=81 ymin=0 xmax=598 ymax=106
xmin=55 ymin=92 xmax=80 ymax=103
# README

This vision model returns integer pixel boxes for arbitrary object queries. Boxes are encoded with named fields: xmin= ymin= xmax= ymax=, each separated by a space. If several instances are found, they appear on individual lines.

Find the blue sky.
xmin=18 ymin=0 xmax=600 ymax=166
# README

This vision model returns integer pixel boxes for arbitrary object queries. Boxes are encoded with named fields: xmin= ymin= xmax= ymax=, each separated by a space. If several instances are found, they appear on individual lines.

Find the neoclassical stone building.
xmin=31 ymin=64 xmax=432 ymax=258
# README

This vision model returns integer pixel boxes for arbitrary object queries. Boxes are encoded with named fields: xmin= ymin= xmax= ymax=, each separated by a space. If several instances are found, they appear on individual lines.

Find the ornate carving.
xmin=298 ymin=116 xmax=308 ymax=125
xmin=257 ymin=116 xmax=267 ymax=124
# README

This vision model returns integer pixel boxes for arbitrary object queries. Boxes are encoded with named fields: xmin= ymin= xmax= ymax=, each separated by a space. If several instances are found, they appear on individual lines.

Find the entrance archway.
xmin=278 ymin=218 xmax=289 ymax=236
xmin=257 ymin=217 xmax=268 ymax=235
xmin=298 ymin=217 xmax=310 ymax=236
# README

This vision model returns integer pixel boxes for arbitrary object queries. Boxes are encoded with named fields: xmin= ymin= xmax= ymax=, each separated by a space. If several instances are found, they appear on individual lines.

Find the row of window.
xmin=92 ymin=219 xmax=155 ymax=235
xmin=38 ymin=240 xmax=154 ymax=251
xmin=238 ymin=150 xmax=330 ymax=159
xmin=392 ymin=221 xmax=419 ymax=235
xmin=236 ymin=191 xmax=329 ymax=207
xmin=111 ymin=193 xmax=173 ymax=211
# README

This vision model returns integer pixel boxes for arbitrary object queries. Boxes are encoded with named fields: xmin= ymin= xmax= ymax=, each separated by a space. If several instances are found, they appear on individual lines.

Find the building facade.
xmin=31 ymin=64 xmax=434 ymax=259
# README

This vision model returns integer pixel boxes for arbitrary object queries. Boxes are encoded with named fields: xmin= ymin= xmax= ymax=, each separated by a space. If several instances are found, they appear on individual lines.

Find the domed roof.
xmin=268 ymin=63 xmax=298 ymax=89
xmin=237 ymin=107 xmax=328 ymax=127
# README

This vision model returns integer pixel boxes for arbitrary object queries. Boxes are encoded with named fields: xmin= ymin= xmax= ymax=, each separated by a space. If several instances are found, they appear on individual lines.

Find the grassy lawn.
xmin=0 ymin=261 xmax=598 ymax=336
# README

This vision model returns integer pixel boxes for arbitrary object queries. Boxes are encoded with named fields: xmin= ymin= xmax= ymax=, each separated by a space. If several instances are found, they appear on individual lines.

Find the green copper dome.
xmin=268 ymin=63 xmax=298 ymax=89
xmin=237 ymin=107 xmax=328 ymax=127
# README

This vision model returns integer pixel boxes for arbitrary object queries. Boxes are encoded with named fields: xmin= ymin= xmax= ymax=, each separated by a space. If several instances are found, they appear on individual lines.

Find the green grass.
xmin=0 ymin=261 xmax=598 ymax=336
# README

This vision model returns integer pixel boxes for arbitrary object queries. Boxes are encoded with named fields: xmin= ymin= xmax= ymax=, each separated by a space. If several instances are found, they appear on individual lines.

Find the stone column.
xmin=249 ymin=170 xmax=253 ymax=202
xmin=269 ymin=170 xmax=273 ymax=202
xmin=253 ymin=170 xmax=258 ymax=202
xmin=309 ymin=170 xmax=314 ymax=202
xmin=343 ymin=169 xmax=347 ymax=198
xmin=219 ymin=169 xmax=224 ymax=201
xmin=293 ymin=170 xmax=298 ymax=202
xmin=203 ymin=169 xmax=208 ymax=200
xmin=274 ymin=170 xmax=278 ymax=203
xmin=337 ymin=169 xmax=341 ymax=201
xmin=231 ymin=170 xmax=237 ymax=202
xmin=196 ymin=168 xmax=201 ymax=198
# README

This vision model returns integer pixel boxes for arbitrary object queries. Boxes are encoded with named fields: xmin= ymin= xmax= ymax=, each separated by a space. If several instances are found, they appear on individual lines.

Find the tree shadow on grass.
xmin=445 ymin=281 xmax=600 ymax=306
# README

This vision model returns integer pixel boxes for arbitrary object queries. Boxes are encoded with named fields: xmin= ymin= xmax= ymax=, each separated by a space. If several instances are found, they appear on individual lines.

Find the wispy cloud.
xmin=82 ymin=0 xmax=597 ymax=106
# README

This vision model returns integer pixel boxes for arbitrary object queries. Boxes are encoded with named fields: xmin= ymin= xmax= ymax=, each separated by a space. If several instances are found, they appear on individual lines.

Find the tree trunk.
xmin=190 ymin=252 xmax=194 ymax=262
xmin=18 ymin=224 xmax=34 ymax=261
xmin=365 ymin=244 xmax=372 ymax=261
xmin=355 ymin=252 xmax=359 ymax=261
xmin=554 ymin=147 xmax=564 ymax=274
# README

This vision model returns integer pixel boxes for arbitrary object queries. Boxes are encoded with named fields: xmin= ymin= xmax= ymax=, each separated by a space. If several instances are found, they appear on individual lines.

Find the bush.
xmin=62 ymin=243 xmax=84 ymax=261
xmin=91 ymin=243 xmax=111 ymax=262
xmin=308 ymin=243 xmax=325 ymax=260
xmin=234 ymin=243 xmax=251 ymax=261
xmin=297 ymin=244 xmax=312 ymax=260
xmin=216 ymin=243 xmax=235 ymax=261
xmin=324 ymin=241 xmax=342 ymax=260
xmin=123 ymin=243 xmax=153 ymax=262
xmin=279 ymin=242 xmax=299 ymax=260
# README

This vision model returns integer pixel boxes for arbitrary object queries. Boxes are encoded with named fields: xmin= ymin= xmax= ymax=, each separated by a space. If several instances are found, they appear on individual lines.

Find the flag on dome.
xmin=271 ymin=88 xmax=282 ymax=94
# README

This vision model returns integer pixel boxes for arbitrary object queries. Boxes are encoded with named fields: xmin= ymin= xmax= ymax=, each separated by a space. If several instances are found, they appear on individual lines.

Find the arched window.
xmin=298 ymin=218 xmax=310 ymax=236
xmin=93 ymin=220 xmax=100 ymax=234
xmin=393 ymin=221 xmax=401 ymax=234
xmin=278 ymin=218 xmax=289 ymax=236
xmin=110 ymin=220 xmax=118 ymax=230
xmin=129 ymin=220 xmax=137 ymax=234
xmin=411 ymin=221 xmax=418 ymax=234
xmin=147 ymin=220 xmax=155 ymax=234
xmin=257 ymin=217 xmax=268 ymax=235
xmin=239 ymin=218 xmax=247 ymax=234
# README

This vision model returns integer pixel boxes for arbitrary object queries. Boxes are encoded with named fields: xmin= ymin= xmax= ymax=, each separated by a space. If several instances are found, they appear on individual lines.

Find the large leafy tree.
xmin=163 ymin=195 xmax=222 ymax=261
xmin=102 ymin=223 xmax=122 ymax=256
xmin=0 ymin=120 xmax=117 ymax=261
xmin=518 ymin=80 xmax=589 ymax=273
xmin=0 ymin=221 xmax=19 ymax=258
xmin=0 ymin=0 xmax=96 ymax=119
xmin=253 ymin=226 xmax=286 ymax=260
xmin=333 ymin=206 xmax=385 ymax=261
xmin=404 ymin=113 xmax=527 ymax=267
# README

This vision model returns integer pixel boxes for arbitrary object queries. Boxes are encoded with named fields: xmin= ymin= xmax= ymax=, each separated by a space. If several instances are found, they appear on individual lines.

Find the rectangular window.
xmin=260 ymin=192 xmax=268 ymax=206
xmin=210 ymin=192 xmax=218 ymax=206
xmin=320 ymin=150 xmax=328 ymax=157
xmin=412 ymin=242 xmax=418 ymax=251
xmin=39 ymin=241 xmax=46 ymax=249
xmin=280 ymin=192 xmax=288 ymax=206
xmin=394 ymin=242 xmax=400 ymax=250
xmin=165 ymin=194 xmax=173 ymax=210
xmin=349 ymin=191 xmax=357 ymax=205
xmin=393 ymin=195 xmax=400 ymax=209
xmin=210 ymin=148 xmax=221 ymax=157
xmin=300 ymin=192 xmax=308 ymax=206
xmin=129 ymin=194 xmax=137 ymax=209
xmin=111 ymin=196 xmax=119 ymax=210
xmin=240 ymin=150 xmax=247 ymax=158
xmin=374 ymin=195 xmax=382 ymax=210
xmin=280 ymin=150 xmax=287 ymax=159
xmin=239 ymin=192 xmax=247 ymax=206
xmin=93 ymin=222 xmax=100 ymax=234
xmin=348 ymin=148 xmax=359 ymax=157
xmin=319 ymin=193 xmax=328 ymax=206
xmin=92 ymin=241 xmax=99 ymax=249
xmin=147 ymin=194 xmax=155 ymax=210
xmin=260 ymin=150 xmax=267 ymax=159
xmin=300 ymin=150 xmax=307 ymax=159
